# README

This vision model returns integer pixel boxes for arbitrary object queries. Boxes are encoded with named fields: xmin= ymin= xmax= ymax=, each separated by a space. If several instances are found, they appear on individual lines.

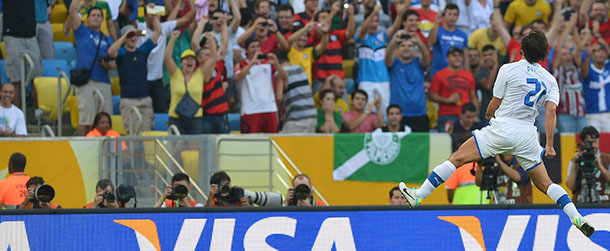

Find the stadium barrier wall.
xmin=0 ymin=205 xmax=609 ymax=250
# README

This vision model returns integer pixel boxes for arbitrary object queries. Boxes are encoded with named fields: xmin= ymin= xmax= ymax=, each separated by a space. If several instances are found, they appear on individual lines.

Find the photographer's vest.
xmin=495 ymin=165 xmax=533 ymax=204
xmin=164 ymin=199 xmax=199 ymax=208
xmin=573 ymin=153 xmax=610 ymax=203
xmin=211 ymin=197 xmax=243 ymax=207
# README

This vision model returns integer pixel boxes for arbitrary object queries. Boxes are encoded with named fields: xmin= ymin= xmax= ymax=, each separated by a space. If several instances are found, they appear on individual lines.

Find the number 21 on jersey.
xmin=524 ymin=78 xmax=547 ymax=107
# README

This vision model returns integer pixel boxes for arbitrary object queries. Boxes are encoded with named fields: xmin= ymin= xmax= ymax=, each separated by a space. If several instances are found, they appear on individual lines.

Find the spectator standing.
xmin=0 ymin=83 xmax=27 ymax=137
xmin=2 ymin=0 xmax=43 ymax=109
xmin=67 ymin=1 xmax=116 ymax=136
xmin=279 ymin=55 xmax=318 ymax=133
xmin=355 ymin=0 xmax=392 ymax=32
xmin=235 ymin=38 xmax=288 ymax=133
xmin=137 ymin=1 xmax=195 ymax=113
xmin=316 ymin=89 xmax=341 ymax=133
xmin=581 ymin=43 xmax=610 ymax=132
xmin=278 ymin=4 xmax=295 ymax=37
xmin=468 ymin=15 xmax=506 ymax=60
xmin=590 ymin=0 xmax=610 ymax=45
xmin=467 ymin=49 xmax=480 ymax=75
xmin=0 ymin=153 xmax=29 ymax=209
xmin=310 ymin=4 xmax=355 ymax=93
xmin=465 ymin=0 xmax=492 ymax=33
xmin=474 ymin=45 xmax=498 ymax=124
xmin=450 ymin=0 xmax=471 ymax=35
xmin=381 ymin=105 xmax=406 ymax=132
xmin=107 ymin=17 xmax=161 ymax=135
xmin=429 ymin=47 xmax=477 ymax=132
xmin=34 ymin=0 xmax=55 ymax=59
xmin=73 ymin=0 xmax=119 ymax=40
xmin=551 ymin=19 xmax=587 ymax=133
xmin=165 ymin=31 xmax=216 ymax=134
xmin=428 ymin=4 xmax=468 ymax=77
xmin=385 ymin=30 xmax=430 ymax=132
xmin=294 ymin=0 xmax=318 ymax=26
xmin=237 ymin=15 xmax=289 ymax=54
xmin=504 ymin=0 xmax=550 ymax=29
xmin=412 ymin=0 xmax=438 ymax=37
xmin=452 ymin=103 xmax=481 ymax=134
xmin=356 ymin=5 xmax=405 ymax=117
xmin=342 ymin=90 xmax=384 ymax=133
xmin=287 ymin=22 xmax=329 ymax=85
xmin=314 ymin=75 xmax=350 ymax=113
xmin=401 ymin=9 xmax=427 ymax=48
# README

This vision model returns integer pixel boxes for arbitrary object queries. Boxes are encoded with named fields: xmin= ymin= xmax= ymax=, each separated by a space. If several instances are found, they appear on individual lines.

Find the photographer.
xmin=19 ymin=177 xmax=61 ymax=209
xmin=475 ymin=155 xmax=532 ymax=204
xmin=154 ymin=173 xmax=203 ymax=208
xmin=205 ymin=171 xmax=250 ymax=207
xmin=284 ymin=174 xmax=327 ymax=207
xmin=84 ymin=179 xmax=119 ymax=208
xmin=566 ymin=126 xmax=610 ymax=203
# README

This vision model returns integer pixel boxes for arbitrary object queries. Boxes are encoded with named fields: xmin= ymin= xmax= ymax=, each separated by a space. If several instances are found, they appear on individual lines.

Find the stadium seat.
xmin=111 ymin=77 xmax=120 ymax=96
xmin=111 ymin=115 xmax=127 ymax=135
xmin=50 ymin=4 xmax=68 ymax=24
xmin=154 ymin=113 xmax=169 ymax=131
xmin=345 ymin=78 xmax=355 ymax=96
xmin=33 ymin=77 xmax=73 ymax=121
xmin=52 ymin=23 xmax=74 ymax=43
xmin=343 ymin=59 xmax=355 ymax=79
xmin=0 ymin=42 xmax=5 ymax=59
xmin=112 ymin=96 xmax=121 ymax=115
xmin=66 ymin=95 xmax=79 ymax=130
xmin=141 ymin=131 xmax=168 ymax=167
xmin=0 ymin=60 xmax=10 ymax=84
xmin=53 ymin=42 xmax=76 ymax=67
xmin=227 ymin=113 xmax=240 ymax=132
xmin=180 ymin=150 xmax=199 ymax=182
xmin=42 ymin=59 xmax=71 ymax=77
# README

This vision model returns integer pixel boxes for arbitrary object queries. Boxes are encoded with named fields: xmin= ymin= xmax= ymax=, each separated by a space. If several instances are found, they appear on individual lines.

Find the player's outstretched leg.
xmin=527 ymin=164 xmax=595 ymax=238
xmin=399 ymin=136 xmax=481 ymax=207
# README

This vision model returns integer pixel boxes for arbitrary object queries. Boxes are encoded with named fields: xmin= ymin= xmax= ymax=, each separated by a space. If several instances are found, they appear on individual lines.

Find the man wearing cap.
xmin=0 ymin=153 xmax=30 ymax=209
xmin=429 ymin=47 xmax=478 ymax=132
xmin=67 ymin=0 xmax=116 ymax=136
xmin=107 ymin=14 xmax=161 ymax=135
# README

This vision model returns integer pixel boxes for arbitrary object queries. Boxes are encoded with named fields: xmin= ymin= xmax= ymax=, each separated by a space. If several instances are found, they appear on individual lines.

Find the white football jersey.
xmin=492 ymin=60 xmax=560 ymax=124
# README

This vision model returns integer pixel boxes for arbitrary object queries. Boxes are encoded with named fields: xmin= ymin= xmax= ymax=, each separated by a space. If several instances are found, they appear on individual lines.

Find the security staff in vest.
xmin=154 ymin=173 xmax=203 ymax=208
xmin=284 ymin=174 xmax=327 ymax=206
xmin=566 ymin=126 xmax=610 ymax=203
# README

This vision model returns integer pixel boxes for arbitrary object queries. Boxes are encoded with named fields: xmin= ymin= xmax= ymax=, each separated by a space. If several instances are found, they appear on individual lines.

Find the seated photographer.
xmin=389 ymin=186 xmax=407 ymax=205
xmin=154 ymin=173 xmax=203 ymax=208
xmin=18 ymin=177 xmax=61 ymax=209
xmin=566 ymin=126 xmax=610 ymax=203
xmin=205 ymin=171 xmax=250 ymax=207
xmin=475 ymin=155 xmax=532 ymax=204
xmin=284 ymin=174 xmax=327 ymax=206
xmin=84 ymin=179 xmax=120 ymax=208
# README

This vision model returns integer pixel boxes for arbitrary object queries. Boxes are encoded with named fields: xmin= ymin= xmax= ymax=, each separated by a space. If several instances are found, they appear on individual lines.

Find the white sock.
xmin=546 ymin=184 xmax=581 ymax=221
xmin=416 ymin=160 xmax=456 ymax=199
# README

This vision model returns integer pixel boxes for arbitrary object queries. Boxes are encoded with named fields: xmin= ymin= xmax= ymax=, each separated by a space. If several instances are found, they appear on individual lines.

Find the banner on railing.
xmin=1 ymin=208 xmax=609 ymax=250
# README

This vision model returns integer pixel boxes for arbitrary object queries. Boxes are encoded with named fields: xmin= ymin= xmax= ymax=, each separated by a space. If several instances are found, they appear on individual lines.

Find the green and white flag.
xmin=333 ymin=131 xmax=429 ymax=183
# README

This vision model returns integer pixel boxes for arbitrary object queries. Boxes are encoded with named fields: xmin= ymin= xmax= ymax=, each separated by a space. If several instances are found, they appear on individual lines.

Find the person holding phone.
xmin=234 ymin=37 xmax=288 ymax=133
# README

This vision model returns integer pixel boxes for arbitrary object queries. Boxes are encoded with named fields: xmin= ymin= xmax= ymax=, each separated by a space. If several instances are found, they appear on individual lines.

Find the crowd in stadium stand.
xmin=0 ymin=0 xmax=609 ymax=137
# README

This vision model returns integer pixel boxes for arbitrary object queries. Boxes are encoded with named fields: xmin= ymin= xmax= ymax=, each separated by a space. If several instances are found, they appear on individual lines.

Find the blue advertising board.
xmin=1 ymin=207 xmax=609 ymax=250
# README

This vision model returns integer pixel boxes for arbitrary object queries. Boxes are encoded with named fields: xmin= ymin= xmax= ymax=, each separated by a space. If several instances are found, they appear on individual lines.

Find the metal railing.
xmin=40 ymin=125 xmax=56 ymax=137
xmin=168 ymin=124 xmax=181 ymax=135
xmin=57 ymin=72 xmax=72 ymax=136
xmin=20 ymin=53 xmax=35 ymax=115
xmin=128 ymin=106 xmax=143 ymax=135
xmin=93 ymin=89 xmax=105 ymax=113
xmin=270 ymin=139 xmax=329 ymax=206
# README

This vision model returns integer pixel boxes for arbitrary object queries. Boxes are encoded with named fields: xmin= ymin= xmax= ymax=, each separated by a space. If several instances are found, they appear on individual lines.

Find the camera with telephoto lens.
xmin=166 ymin=184 xmax=189 ymax=200
xmin=31 ymin=184 xmax=55 ymax=203
xmin=578 ymin=140 xmax=597 ymax=179
xmin=480 ymin=157 xmax=497 ymax=191
xmin=290 ymin=184 xmax=311 ymax=206
xmin=244 ymin=190 xmax=283 ymax=206
xmin=116 ymin=184 xmax=136 ymax=206
xmin=217 ymin=182 xmax=244 ymax=203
